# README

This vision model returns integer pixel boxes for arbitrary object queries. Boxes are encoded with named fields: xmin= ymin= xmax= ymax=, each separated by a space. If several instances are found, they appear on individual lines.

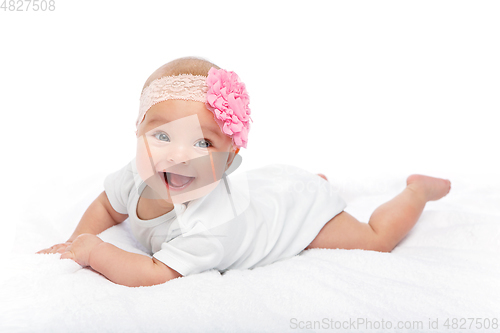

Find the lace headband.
xmin=136 ymin=67 xmax=252 ymax=149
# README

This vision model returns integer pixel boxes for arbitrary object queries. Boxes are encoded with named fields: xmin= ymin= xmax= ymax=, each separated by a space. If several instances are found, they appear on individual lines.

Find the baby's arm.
xmin=37 ymin=191 xmax=128 ymax=254
xmin=69 ymin=191 xmax=129 ymax=241
xmin=54 ymin=191 xmax=182 ymax=287
xmin=88 ymin=242 xmax=182 ymax=287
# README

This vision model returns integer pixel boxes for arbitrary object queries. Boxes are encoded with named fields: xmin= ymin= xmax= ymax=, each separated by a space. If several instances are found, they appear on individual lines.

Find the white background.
xmin=1 ymin=1 xmax=499 ymax=253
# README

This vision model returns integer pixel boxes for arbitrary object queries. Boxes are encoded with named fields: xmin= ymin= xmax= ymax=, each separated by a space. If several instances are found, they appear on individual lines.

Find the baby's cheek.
xmin=136 ymin=138 xmax=155 ymax=181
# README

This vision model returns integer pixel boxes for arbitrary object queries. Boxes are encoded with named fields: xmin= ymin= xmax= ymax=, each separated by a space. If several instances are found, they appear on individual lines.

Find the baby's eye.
xmin=195 ymin=139 xmax=212 ymax=148
xmin=154 ymin=132 xmax=170 ymax=142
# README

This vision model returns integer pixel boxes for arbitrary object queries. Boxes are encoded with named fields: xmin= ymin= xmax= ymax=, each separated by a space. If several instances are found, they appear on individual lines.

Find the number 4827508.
xmin=1 ymin=0 xmax=55 ymax=11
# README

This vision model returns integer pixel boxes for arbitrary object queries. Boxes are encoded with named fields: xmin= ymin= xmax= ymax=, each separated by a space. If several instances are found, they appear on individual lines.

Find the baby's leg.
xmin=305 ymin=174 xmax=451 ymax=252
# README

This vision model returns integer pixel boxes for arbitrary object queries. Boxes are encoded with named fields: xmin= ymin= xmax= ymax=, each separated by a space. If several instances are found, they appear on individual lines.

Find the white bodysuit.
xmin=103 ymin=158 xmax=346 ymax=276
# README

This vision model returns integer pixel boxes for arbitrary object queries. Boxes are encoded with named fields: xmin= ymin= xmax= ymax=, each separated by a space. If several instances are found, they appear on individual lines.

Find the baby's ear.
xmin=225 ymin=149 xmax=242 ymax=175
xmin=228 ymin=146 xmax=239 ymax=163
xmin=226 ymin=152 xmax=235 ymax=169
xmin=229 ymin=142 xmax=239 ymax=155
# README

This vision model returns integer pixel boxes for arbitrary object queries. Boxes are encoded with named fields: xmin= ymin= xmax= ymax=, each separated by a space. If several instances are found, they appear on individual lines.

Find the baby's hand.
xmin=36 ymin=241 xmax=73 ymax=254
xmin=60 ymin=234 xmax=104 ymax=267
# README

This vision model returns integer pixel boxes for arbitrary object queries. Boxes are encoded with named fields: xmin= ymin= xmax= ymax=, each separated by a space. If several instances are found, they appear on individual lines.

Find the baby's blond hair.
xmin=142 ymin=56 xmax=220 ymax=93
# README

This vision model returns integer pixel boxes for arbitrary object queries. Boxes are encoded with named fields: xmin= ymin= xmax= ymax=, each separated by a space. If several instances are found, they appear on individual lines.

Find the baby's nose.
xmin=165 ymin=145 xmax=192 ymax=164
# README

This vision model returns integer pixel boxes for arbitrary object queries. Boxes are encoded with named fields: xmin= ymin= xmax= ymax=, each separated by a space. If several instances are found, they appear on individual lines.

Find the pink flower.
xmin=205 ymin=67 xmax=252 ymax=149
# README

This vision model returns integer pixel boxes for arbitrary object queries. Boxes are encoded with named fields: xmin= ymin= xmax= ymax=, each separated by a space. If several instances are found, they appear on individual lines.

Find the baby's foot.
xmin=317 ymin=173 xmax=328 ymax=181
xmin=406 ymin=174 xmax=451 ymax=202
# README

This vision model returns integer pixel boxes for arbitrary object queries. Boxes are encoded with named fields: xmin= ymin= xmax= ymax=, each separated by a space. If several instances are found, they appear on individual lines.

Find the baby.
xmin=36 ymin=56 xmax=452 ymax=287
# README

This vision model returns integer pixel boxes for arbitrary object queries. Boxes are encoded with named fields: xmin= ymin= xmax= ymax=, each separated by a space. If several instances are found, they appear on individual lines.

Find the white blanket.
xmin=1 ymin=174 xmax=499 ymax=333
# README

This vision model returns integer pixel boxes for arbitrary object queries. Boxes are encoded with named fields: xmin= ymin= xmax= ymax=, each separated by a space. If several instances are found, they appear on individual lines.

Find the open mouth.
xmin=162 ymin=172 xmax=195 ymax=191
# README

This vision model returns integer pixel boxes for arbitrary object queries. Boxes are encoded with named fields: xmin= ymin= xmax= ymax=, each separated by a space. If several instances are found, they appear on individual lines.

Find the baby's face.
xmin=135 ymin=99 xmax=238 ymax=204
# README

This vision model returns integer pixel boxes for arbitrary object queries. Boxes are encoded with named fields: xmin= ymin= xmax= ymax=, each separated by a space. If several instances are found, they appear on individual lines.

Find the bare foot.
xmin=406 ymin=174 xmax=451 ymax=202
xmin=317 ymin=173 xmax=328 ymax=181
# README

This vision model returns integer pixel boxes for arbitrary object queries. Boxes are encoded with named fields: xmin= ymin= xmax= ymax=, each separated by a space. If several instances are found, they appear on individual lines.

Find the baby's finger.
xmin=46 ymin=246 xmax=59 ymax=254
xmin=56 ymin=246 xmax=69 ymax=254
xmin=52 ymin=245 xmax=67 ymax=254
xmin=36 ymin=242 xmax=73 ymax=254
xmin=36 ymin=247 xmax=54 ymax=254
xmin=49 ymin=243 xmax=68 ymax=254
xmin=60 ymin=251 xmax=74 ymax=260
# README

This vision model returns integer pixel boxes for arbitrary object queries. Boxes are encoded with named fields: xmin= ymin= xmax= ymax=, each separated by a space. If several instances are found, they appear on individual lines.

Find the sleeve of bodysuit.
xmin=102 ymin=159 xmax=136 ymax=215
xmin=152 ymin=220 xmax=226 ymax=277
